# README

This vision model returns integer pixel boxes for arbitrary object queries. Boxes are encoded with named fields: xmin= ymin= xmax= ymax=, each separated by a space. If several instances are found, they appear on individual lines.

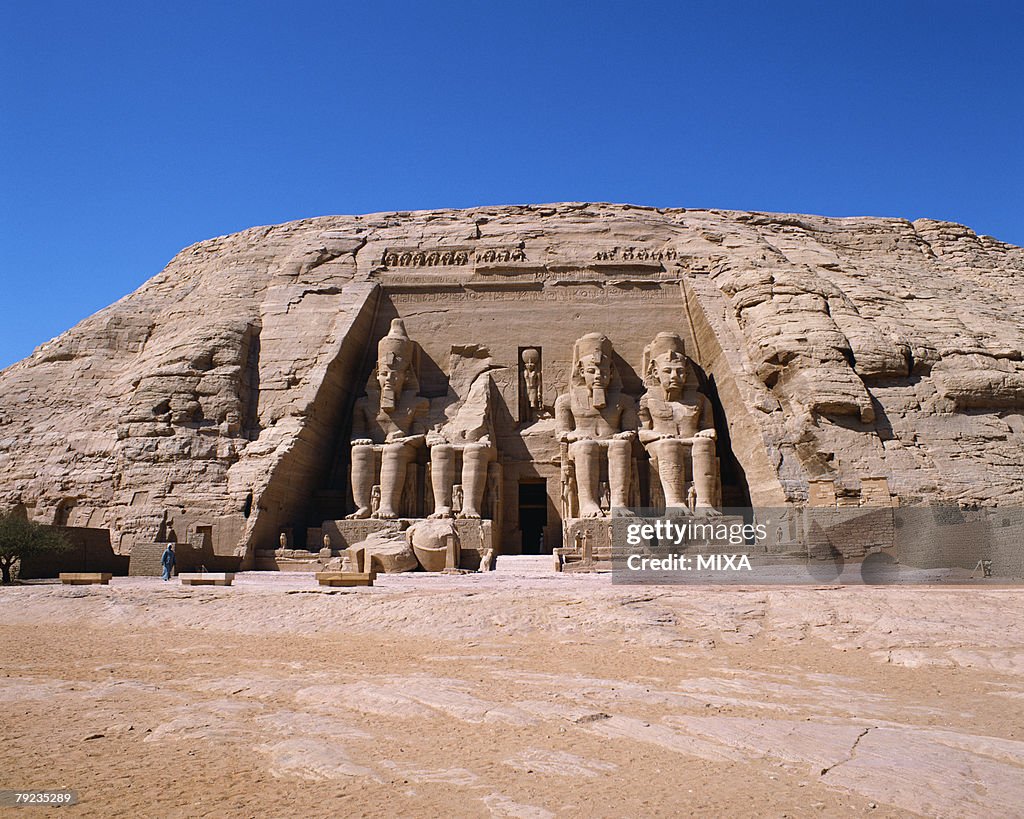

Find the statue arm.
xmin=637 ymin=399 xmax=660 ymax=443
xmin=425 ymin=419 xmax=448 ymax=446
xmin=696 ymin=394 xmax=717 ymax=438
xmin=615 ymin=397 xmax=639 ymax=440
xmin=350 ymin=399 xmax=372 ymax=445
xmin=476 ymin=408 xmax=495 ymax=446
xmin=554 ymin=394 xmax=575 ymax=442
xmin=410 ymin=398 xmax=431 ymax=435
xmin=396 ymin=398 xmax=429 ymax=445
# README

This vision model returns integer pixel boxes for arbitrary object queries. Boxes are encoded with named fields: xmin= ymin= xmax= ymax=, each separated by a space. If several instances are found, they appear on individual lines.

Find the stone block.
xmin=315 ymin=572 xmax=374 ymax=587
xmin=59 ymin=573 xmax=112 ymax=585
xmin=808 ymin=479 xmax=837 ymax=508
xmin=179 ymin=572 xmax=235 ymax=586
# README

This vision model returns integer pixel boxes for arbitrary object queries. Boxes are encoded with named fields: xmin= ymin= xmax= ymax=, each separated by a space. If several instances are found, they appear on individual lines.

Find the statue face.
xmin=655 ymin=355 xmax=687 ymax=393
xmin=580 ymin=355 xmax=611 ymax=391
xmin=377 ymin=355 xmax=408 ymax=395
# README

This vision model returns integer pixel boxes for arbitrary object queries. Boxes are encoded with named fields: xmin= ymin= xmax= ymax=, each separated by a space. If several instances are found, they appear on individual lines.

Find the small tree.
xmin=0 ymin=512 xmax=71 ymax=583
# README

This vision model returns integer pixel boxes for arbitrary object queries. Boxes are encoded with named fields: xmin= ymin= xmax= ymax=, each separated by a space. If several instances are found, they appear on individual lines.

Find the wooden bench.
xmin=314 ymin=572 xmax=375 ymax=587
xmin=178 ymin=572 xmax=235 ymax=586
xmin=59 ymin=573 xmax=112 ymax=585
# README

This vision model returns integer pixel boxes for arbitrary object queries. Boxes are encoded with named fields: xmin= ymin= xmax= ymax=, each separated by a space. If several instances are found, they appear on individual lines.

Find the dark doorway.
xmin=518 ymin=480 xmax=548 ymax=554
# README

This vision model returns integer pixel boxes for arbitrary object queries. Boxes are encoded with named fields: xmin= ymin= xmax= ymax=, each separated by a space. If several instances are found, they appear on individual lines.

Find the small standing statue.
xmin=638 ymin=333 xmax=719 ymax=513
xmin=560 ymin=455 xmax=578 ymax=519
xmin=521 ymin=348 xmax=543 ymax=421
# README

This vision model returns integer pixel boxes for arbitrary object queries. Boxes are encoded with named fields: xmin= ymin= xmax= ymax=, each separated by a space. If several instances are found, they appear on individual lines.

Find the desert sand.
xmin=2 ymin=569 xmax=1024 ymax=818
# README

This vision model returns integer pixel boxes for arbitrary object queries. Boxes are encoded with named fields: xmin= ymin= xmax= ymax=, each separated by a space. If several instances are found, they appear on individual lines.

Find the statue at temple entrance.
xmin=346 ymin=319 xmax=428 ymax=519
xmin=427 ymin=371 xmax=495 ymax=519
xmin=555 ymin=333 xmax=638 ymax=517
xmin=520 ymin=348 xmax=543 ymax=422
xmin=638 ymin=332 xmax=719 ymax=512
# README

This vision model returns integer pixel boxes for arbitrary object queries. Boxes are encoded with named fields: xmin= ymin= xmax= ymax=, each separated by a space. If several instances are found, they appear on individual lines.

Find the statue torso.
xmin=361 ymin=393 xmax=424 ymax=442
xmin=567 ymin=388 xmax=629 ymax=437
xmin=642 ymin=391 xmax=704 ymax=437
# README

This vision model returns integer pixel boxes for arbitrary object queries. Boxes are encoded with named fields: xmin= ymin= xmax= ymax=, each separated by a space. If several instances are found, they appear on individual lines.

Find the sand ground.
xmin=2 ymin=570 xmax=1023 ymax=818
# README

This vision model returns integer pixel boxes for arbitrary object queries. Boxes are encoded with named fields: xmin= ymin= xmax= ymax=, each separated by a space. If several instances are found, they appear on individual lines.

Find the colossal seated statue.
xmin=427 ymin=372 xmax=495 ymax=519
xmin=638 ymin=332 xmax=719 ymax=512
xmin=555 ymin=333 xmax=638 ymax=517
xmin=346 ymin=319 xmax=428 ymax=519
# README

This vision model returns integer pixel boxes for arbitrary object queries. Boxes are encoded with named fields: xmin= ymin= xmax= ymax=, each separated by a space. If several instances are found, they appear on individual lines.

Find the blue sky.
xmin=2 ymin=1 xmax=1022 ymax=370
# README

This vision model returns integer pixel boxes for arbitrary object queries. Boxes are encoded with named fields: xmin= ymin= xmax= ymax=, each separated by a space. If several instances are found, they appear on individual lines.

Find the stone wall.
xmin=18 ymin=526 xmax=129 ymax=579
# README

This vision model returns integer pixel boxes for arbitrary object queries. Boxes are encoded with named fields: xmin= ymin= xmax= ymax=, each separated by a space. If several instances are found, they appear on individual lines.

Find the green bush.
xmin=0 ymin=512 xmax=71 ymax=583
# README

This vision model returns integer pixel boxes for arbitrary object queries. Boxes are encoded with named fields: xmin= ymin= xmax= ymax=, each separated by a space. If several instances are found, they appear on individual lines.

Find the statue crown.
xmin=378 ymin=318 xmax=413 ymax=364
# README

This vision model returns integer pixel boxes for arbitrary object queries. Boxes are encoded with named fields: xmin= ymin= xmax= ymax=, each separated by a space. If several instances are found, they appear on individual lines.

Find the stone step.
xmin=494 ymin=555 xmax=557 ymax=574
xmin=233 ymin=571 xmax=318 ymax=583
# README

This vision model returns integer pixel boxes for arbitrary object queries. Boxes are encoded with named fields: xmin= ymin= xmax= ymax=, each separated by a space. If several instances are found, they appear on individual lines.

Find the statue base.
xmin=254 ymin=548 xmax=333 ymax=571
xmin=321 ymin=518 xmax=494 ymax=572
xmin=556 ymin=513 xmax=748 ymax=572
xmin=556 ymin=518 xmax=613 ymax=572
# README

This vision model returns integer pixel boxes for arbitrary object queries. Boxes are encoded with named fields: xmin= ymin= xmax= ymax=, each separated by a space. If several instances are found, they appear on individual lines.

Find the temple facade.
xmin=1 ymin=204 xmax=1021 ymax=572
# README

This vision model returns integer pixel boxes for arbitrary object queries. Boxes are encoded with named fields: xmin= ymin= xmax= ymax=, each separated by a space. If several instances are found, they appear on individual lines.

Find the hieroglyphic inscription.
xmin=378 ymin=273 xmax=470 ymax=288
xmin=386 ymin=283 xmax=679 ymax=303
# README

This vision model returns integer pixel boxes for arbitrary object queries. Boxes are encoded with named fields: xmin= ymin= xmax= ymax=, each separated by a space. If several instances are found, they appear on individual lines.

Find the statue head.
xmin=376 ymin=319 xmax=416 ymax=411
xmin=572 ymin=333 xmax=616 ymax=409
xmin=643 ymin=333 xmax=690 ymax=399
xmin=521 ymin=348 xmax=539 ymax=373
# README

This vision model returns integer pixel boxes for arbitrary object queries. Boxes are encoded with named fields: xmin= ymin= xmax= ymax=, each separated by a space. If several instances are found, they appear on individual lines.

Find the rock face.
xmin=1 ymin=204 xmax=1022 ymax=564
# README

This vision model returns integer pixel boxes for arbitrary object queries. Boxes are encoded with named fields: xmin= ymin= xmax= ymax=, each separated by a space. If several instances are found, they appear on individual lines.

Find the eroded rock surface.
xmin=1 ymin=204 xmax=1022 ymax=561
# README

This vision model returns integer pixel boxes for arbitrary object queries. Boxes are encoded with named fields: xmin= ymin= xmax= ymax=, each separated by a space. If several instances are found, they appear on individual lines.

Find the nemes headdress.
xmin=571 ymin=333 xmax=621 ymax=397
xmin=572 ymin=333 xmax=612 ymax=373
xmin=642 ymin=332 xmax=689 ymax=386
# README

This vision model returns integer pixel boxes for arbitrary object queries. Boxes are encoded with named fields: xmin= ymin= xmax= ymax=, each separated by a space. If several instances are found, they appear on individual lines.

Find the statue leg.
xmin=607 ymin=438 xmax=633 ymax=511
xmin=376 ymin=442 xmax=412 ymax=519
xmin=429 ymin=443 xmax=455 ymax=518
xmin=459 ymin=442 xmax=493 ymax=519
xmin=570 ymin=440 xmax=602 ymax=518
xmin=691 ymin=437 xmax=718 ymax=510
xmin=346 ymin=445 xmax=375 ymax=519
xmin=649 ymin=439 xmax=689 ymax=508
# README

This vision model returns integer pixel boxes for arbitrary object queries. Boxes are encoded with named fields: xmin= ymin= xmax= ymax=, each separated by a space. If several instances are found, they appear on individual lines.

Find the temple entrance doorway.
xmin=518 ymin=480 xmax=548 ymax=554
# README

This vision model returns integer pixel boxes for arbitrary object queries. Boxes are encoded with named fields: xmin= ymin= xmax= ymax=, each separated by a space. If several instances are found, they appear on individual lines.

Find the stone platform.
xmin=255 ymin=549 xmax=332 ymax=572
xmin=494 ymin=555 xmax=558 ymax=575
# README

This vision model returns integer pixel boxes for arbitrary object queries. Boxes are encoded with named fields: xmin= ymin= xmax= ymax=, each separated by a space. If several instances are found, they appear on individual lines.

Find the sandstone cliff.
xmin=1 ymin=204 xmax=1022 ymax=560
